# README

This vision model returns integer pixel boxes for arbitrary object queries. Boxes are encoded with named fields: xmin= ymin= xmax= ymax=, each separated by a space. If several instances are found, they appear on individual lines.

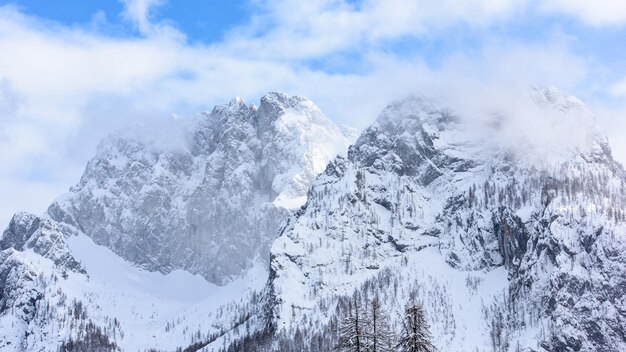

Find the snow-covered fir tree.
xmin=397 ymin=302 xmax=435 ymax=352
xmin=364 ymin=296 xmax=395 ymax=352
xmin=337 ymin=297 xmax=368 ymax=352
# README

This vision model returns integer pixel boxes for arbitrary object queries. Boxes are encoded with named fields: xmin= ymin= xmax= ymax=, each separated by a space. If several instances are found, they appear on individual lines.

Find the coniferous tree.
xmin=397 ymin=302 xmax=435 ymax=352
xmin=364 ymin=297 xmax=395 ymax=352
xmin=336 ymin=298 xmax=368 ymax=352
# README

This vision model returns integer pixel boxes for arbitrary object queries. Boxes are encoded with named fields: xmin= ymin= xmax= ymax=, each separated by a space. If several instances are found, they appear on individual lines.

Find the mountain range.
xmin=1 ymin=88 xmax=625 ymax=352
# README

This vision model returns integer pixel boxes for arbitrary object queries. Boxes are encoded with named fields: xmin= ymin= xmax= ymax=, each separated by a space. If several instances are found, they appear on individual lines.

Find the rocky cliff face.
xmin=261 ymin=88 xmax=626 ymax=351
xmin=46 ymin=92 xmax=353 ymax=285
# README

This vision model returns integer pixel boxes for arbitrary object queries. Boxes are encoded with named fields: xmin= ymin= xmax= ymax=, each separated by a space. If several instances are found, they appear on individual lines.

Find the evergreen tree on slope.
xmin=397 ymin=302 xmax=436 ymax=352
xmin=364 ymin=296 xmax=395 ymax=352
xmin=337 ymin=298 xmax=368 ymax=352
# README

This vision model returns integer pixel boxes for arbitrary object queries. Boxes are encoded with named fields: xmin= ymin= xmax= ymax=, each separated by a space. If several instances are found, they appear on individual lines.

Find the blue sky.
xmin=1 ymin=0 xmax=626 ymax=224
xmin=1 ymin=0 xmax=624 ymax=99
xmin=0 ymin=0 xmax=250 ymax=41
xmin=1 ymin=0 xmax=625 ymax=83
xmin=1 ymin=1 xmax=622 ymax=66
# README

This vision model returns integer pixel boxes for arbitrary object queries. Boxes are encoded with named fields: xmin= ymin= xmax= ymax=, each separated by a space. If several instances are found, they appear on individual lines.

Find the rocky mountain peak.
xmin=348 ymin=88 xmax=619 ymax=185
xmin=530 ymin=85 xmax=587 ymax=113
xmin=348 ymin=95 xmax=469 ymax=183
xmin=39 ymin=93 xmax=354 ymax=285
xmin=212 ymin=96 xmax=256 ymax=119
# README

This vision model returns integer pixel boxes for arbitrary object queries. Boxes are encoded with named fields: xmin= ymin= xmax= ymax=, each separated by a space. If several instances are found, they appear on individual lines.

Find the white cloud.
xmin=609 ymin=77 xmax=626 ymax=97
xmin=587 ymin=102 xmax=626 ymax=168
xmin=0 ymin=78 xmax=20 ymax=114
xmin=120 ymin=0 xmax=165 ymax=34
xmin=540 ymin=0 xmax=626 ymax=26
xmin=0 ymin=0 xmax=625 ymax=225
xmin=221 ymin=0 xmax=526 ymax=60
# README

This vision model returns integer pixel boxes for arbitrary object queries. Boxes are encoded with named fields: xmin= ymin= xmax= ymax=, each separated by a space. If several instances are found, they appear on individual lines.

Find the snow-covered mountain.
xmin=1 ymin=88 xmax=625 ymax=352
xmin=0 ymin=93 xmax=354 ymax=351
xmin=217 ymin=88 xmax=626 ymax=351
xmin=48 ymin=92 xmax=352 ymax=285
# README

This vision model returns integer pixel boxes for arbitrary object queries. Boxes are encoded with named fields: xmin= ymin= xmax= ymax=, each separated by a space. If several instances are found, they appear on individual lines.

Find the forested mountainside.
xmin=220 ymin=88 xmax=626 ymax=352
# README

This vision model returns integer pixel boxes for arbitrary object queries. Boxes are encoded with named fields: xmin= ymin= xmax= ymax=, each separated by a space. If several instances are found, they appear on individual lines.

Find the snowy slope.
xmin=0 ymin=225 xmax=267 ymax=351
